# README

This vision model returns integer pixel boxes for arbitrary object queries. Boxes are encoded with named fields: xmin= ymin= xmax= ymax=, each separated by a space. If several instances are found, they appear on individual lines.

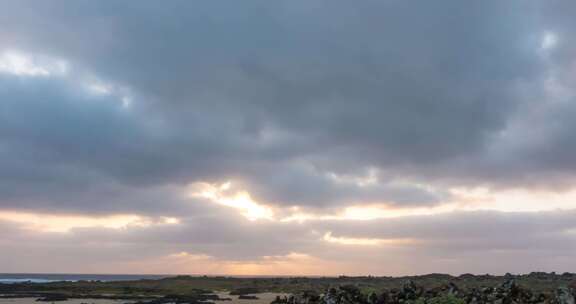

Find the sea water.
xmin=0 ymin=274 xmax=169 ymax=283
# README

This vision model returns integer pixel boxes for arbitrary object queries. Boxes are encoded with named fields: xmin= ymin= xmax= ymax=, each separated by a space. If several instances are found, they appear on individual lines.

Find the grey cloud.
xmin=1 ymin=209 xmax=576 ymax=274
xmin=235 ymin=164 xmax=447 ymax=208
xmin=0 ymin=0 xmax=555 ymax=213
xmin=0 ymin=64 xmax=445 ymax=213
xmin=1 ymin=3 xmax=576 ymax=278
xmin=1 ymin=0 xmax=576 ymax=275
xmin=53 ymin=210 xmax=576 ymax=261
xmin=321 ymin=210 xmax=576 ymax=247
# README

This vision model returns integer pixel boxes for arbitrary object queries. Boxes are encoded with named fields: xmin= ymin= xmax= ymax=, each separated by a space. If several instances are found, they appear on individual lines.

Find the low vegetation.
xmin=0 ymin=272 xmax=574 ymax=304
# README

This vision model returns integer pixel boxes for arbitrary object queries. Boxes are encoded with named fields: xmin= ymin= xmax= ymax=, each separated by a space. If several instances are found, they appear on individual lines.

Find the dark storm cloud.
xmin=0 ymin=0 xmax=558 ymax=213
xmin=2 ymin=0 xmax=576 ymax=275
xmin=0 ymin=66 xmax=439 ymax=212
xmin=233 ymin=164 xmax=448 ymax=208
xmin=0 ymin=74 xmax=205 ymax=214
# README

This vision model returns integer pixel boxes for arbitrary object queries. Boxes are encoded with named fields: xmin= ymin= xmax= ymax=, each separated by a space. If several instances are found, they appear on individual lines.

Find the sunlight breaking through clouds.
xmin=187 ymin=180 xmax=576 ymax=224
xmin=189 ymin=182 xmax=275 ymax=221
xmin=189 ymin=181 xmax=456 ymax=223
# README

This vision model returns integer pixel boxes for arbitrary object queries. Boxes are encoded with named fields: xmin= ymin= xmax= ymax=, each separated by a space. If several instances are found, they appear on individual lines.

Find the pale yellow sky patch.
xmin=323 ymin=232 xmax=415 ymax=246
xmin=0 ymin=211 xmax=180 ymax=233
xmin=102 ymin=251 xmax=339 ymax=276
xmin=452 ymin=187 xmax=576 ymax=212
xmin=203 ymin=252 xmax=337 ymax=276
xmin=279 ymin=203 xmax=460 ymax=222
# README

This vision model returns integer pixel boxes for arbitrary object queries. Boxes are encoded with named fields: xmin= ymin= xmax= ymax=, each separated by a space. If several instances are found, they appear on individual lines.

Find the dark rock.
xmin=36 ymin=295 xmax=69 ymax=302
xmin=230 ymin=288 xmax=261 ymax=296
xmin=238 ymin=295 xmax=259 ymax=300
xmin=556 ymin=286 xmax=575 ymax=304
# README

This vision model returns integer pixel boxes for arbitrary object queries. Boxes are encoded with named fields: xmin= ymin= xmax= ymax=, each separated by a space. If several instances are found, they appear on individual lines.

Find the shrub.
xmin=407 ymin=295 xmax=465 ymax=304
xmin=428 ymin=295 xmax=466 ymax=304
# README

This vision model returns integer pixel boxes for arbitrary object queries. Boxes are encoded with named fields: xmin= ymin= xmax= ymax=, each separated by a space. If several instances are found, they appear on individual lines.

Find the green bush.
xmin=406 ymin=298 xmax=426 ymax=304
xmin=407 ymin=295 xmax=465 ymax=304
xmin=430 ymin=295 xmax=466 ymax=304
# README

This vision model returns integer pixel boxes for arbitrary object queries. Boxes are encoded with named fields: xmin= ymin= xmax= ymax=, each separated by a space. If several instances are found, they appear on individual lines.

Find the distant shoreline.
xmin=0 ymin=274 xmax=333 ymax=284
xmin=2 ymin=272 xmax=575 ymax=282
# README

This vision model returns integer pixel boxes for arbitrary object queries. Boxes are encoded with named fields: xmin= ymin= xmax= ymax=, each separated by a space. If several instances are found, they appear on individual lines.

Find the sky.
xmin=1 ymin=0 xmax=576 ymax=276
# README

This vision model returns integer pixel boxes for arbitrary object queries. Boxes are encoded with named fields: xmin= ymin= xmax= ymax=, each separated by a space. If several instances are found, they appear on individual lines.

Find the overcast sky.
xmin=1 ymin=0 xmax=576 ymax=275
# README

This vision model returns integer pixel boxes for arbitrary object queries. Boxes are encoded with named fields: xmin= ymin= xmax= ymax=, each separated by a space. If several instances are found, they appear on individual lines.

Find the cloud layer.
xmin=1 ymin=0 xmax=576 ymax=275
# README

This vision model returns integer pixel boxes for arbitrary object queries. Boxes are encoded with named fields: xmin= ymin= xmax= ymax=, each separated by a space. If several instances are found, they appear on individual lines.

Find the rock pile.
xmin=271 ymin=280 xmax=576 ymax=304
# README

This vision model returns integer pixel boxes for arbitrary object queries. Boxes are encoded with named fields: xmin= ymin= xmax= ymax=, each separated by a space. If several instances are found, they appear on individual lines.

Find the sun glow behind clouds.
xmin=188 ymin=181 xmax=453 ymax=222
xmin=189 ymin=182 xmax=274 ymax=221
xmin=189 ymin=179 xmax=576 ymax=225
xmin=134 ymin=251 xmax=333 ymax=276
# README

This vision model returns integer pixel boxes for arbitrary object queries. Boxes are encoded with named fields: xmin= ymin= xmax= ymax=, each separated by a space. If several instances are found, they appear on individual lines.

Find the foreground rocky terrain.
xmin=0 ymin=273 xmax=575 ymax=304
xmin=273 ymin=278 xmax=576 ymax=304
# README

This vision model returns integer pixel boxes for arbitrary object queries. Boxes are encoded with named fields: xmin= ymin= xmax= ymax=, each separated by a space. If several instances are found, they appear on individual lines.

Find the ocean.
xmin=0 ymin=273 xmax=169 ymax=284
